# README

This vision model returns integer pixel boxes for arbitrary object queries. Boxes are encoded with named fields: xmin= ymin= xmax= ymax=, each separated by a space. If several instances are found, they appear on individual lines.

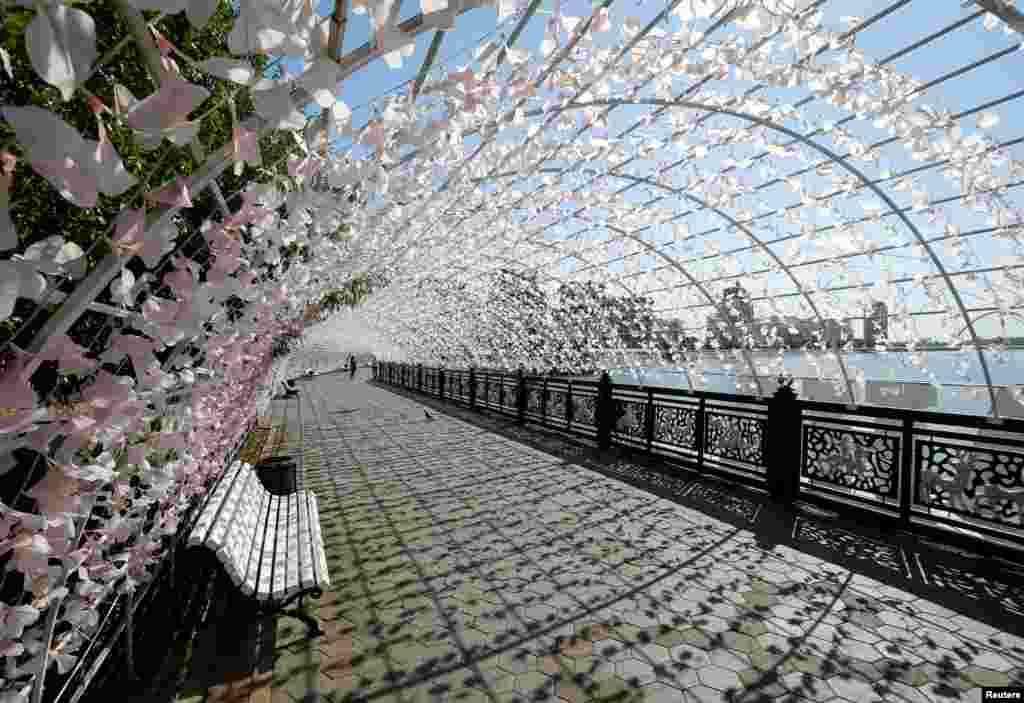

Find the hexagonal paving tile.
xmin=686 ymin=684 xmax=730 ymax=703
xmin=972 ymin=651 xmax=1015 ymax=672
xmin=829 ymin=674 xmax=884 ymax=702
xmin=671 ymin=644 xmax=711 ymax=668
xmin=559 ymin=637 xmax=594 ymax=658
xmin=697 ymin=665 xmax=740 ymax=691
xmin=634 ymin=642 xmax=672 ymax=663
xmin=497 ymin=651 xmax=539 ymax=675
xmin=962 ymin=667 xmax=1012 ymax=688
xmin=514 ymin=670 xmax=553 ymax=696
xmin=614 ymin=658 xmax=655 ymax=687
xmin=642 ymin=681 xmax=688 ymax=703
xmin=709 ymin=649 xmax=749 ymax=672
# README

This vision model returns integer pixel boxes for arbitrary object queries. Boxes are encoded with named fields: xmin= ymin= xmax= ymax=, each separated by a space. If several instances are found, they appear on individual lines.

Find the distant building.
xmin=705 ymin=283 xmax=857 ymax=349
xmin=705 ymin=284 xmax=755 ymax=348
xmin=864 ymin=302 xmax=888 ymax=348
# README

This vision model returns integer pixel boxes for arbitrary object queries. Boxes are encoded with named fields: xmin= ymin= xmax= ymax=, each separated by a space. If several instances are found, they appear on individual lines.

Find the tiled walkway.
xmin=197 ymin=370 xmax=1024 ymax=703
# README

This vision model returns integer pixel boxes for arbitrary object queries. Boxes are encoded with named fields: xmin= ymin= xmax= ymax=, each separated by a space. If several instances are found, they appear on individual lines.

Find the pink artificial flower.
xmin=0 ymin=602 xmax=39 ymax=640
xmin=1 ymin=530 xmax=51 ymax=575
xmin=146 ymin=175 xmax=192 ymax=208
xmin=40 ymin=334 xmax=97 ymax=374
xmin=231 ymin=127 xmax=262 ymax=169
xmin=30 ymin=157 xmax=98 ymax=208
xmin=125 ymin=75 xmax=209 ymax=132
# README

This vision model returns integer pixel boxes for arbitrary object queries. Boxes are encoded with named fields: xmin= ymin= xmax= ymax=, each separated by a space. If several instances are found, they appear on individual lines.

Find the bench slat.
xmin=285 ymin=493 xmax=301 ymax=599
xmin=206 ymin=467 xmax=256 ymax=559
xmin=220 ymin=469 xmax=266 ymax=588
xmin=256 ymin=496 xmax=280 ymax=601
xmin=240 ymin=488 xmax=269 ymax=597
xmin=186 ymin=461 xmax=244 ymax=548
xmin=297 ymin=491 xmax=316 ymax=591
xmin=307 ymin=492 xmax=330 ymax=588
xmin=272 ymin=493 xmax=292 ymax=600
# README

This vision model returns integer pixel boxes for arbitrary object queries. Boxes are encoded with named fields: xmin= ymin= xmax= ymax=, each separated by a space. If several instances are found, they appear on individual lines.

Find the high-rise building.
xmin=864 ymin=302 xmax=889 ymax=347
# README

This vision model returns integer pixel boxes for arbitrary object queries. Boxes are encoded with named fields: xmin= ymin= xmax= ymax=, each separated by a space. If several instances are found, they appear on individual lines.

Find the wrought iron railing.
xmin=374 ymin=362 xmax=1024 ymax=558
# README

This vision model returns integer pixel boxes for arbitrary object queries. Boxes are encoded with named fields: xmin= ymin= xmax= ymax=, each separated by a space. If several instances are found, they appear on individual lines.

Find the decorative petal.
xmin=82 ymin=120 xmax=136 ymax=197
xmin=298 ymin=59 xmax=342 ymax=108
xmin=29 ymin=157 xmax=98 ymax=207
xmin=25 ymin=6 xmax=97 ymax=101
xmin=978 ymin=111 xmax=1000 ymax=129
xmin=186 ymin=0 xmax=219 ymax=28
xmin=125 ymin=76 xmax=210 ymax=132
xmin=1 ymin=105 xmax=85 ymax=164
xmin=251 ymin=82 xmax=306 ymax=130
xmin=197 ymin=57 xmax=255 ymax=85
xmin=146 ymin=176 xmax=192 ymax=208
xmin=113 ymin=268 xmax=136 ymax=306
xmin=0 ymin=166 xmax=16 ymax=252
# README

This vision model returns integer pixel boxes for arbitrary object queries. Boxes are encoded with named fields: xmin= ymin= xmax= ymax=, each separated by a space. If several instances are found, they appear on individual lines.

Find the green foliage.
xmin=0 ymin=0 xmax=295 ymax=266
xmin=318 ymin=272 xmax=384 ymax=313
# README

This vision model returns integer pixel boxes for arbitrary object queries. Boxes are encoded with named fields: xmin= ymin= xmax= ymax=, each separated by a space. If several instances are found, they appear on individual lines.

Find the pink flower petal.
xmin=146 ymin=176 xmax=192 ymax=208
xmin=125 ymin=76 xmax=210 ymax=131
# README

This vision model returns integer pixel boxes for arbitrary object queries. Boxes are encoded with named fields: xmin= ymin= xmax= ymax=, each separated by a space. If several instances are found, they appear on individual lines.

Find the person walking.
xmin=349 ymin=355 xmax=357 ymax=380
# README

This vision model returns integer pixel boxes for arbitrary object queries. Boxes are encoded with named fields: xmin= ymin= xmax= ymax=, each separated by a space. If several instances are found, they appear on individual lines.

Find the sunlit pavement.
xmin=208 ymin=370 xmax=1024 ymax=703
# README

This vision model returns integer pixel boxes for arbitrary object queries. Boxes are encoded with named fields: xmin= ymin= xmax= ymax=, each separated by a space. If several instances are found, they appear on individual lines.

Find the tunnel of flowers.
xmin=0 ymin=0 xmax=1023 ymax=700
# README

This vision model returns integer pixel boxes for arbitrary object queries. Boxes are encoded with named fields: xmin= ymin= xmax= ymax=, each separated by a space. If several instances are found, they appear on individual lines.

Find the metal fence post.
xmin=439 ymin=367 xmax=445 ymax=401
xmin=566 ymin=380 xmax=574 ymax=425
xmin=597 ymin=370 xmax=613 ymax=450
xmin=418 ymin=363 xmax=424 ymax=392
xmin=767 ymin=384 xmax=801 ymax=505
xmin=468 ymin=366 xmax=477 ymax=409
xmin=517 ymin=368 xmax=526 ymax=424
xmin=696 ymin=396 xmax=706 ymax=470
xmin=644 ymin=387 xmax=655 ymax=453
xmin=899 ymin=417 xmax=914 ymax=527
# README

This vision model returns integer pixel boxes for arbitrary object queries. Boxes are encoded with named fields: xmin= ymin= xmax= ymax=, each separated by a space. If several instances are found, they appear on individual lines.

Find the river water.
xmin=608 ymin=349 xmax=1024 ymax=418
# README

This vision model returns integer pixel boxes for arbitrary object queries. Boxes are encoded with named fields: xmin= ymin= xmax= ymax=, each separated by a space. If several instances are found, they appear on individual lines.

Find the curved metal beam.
xmin=598 ymin=221 xmax=766 ymax=397
xmin=558 ymin=97 xmax=1003 ymax=422
xmin=375 ymin=246 xmax=657 ymax=369
xmin=611 ymin=171 xmax=859 ymax=407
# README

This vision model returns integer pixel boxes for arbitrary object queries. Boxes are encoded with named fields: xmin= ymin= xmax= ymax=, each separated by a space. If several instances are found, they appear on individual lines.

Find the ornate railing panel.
xmin=499 ymin=377 xmax=518 ymax=414
xmin=800 ymin=411 xmax=903 ymax=511
xmin=525 ymin=378 xmax=545 ymax=421
xmin=611 ymin=388 xmax=648 ymax=449
xmin=914 ymin=422 xmax=1024 ymax=537
xmin=650 ymin=394 xmax=701 ymax=463
xmin=545 ymin=383 xmax=569 ymax=429
xmin=568 ymin=381 xmax=599 ymax=438
xmin=451 ymin=370 xmax=468 ymax=401
xmin=476 ymin=375 xmax=491 ymax=409
xmin=702 ymin=400 xmax=769 ymax=478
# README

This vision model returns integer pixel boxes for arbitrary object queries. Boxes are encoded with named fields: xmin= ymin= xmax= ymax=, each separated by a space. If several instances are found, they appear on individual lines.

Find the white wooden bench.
xmin=187 ymin=461 xmax=330 ymax=635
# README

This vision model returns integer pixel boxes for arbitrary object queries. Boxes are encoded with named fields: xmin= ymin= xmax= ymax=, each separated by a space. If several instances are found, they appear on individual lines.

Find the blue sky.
xmin=275 ymin=0 xmax=1024 ymax=353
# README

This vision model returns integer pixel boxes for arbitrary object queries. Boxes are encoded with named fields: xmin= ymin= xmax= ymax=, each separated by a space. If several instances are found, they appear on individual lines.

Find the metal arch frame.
xmin=954 ymin=308 xmax=1024 ymax=341
xmin=545 ymin=97 xmax=1005 ymax=423
xmin=373 ymin=249 xmax=659 ymax=368
xmin=589 ymin=219 xmax=766 ymax=397
xmin=377 ymin=0 xmax=740 ymax=273
xmin=608 ymin=171 xmax=859 ymax=407
xmin=365 ymin=240 xmax=709 ymax=378
xmin=397 ymin=0 xmax=839 ymax=277
xmin=412 ymin=5 xmax=1014 ymax=297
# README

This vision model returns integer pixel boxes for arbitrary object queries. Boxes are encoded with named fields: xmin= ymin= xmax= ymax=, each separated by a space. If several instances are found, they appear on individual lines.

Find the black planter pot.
xmin=254 ymin=458 xmax=297 ymax=495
